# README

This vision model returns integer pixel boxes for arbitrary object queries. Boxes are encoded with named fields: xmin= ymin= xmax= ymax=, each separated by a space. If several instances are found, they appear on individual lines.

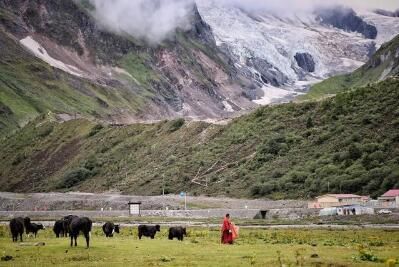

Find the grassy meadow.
xmin=0 ymin=226 xmax=398 ymax=266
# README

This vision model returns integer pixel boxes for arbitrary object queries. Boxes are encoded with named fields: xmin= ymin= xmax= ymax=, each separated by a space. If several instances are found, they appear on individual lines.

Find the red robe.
xmin=221 ymin=217 xmax=233 ymax=244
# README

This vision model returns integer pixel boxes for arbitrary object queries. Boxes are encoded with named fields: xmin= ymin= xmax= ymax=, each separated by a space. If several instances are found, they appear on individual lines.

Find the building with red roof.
xmin=308 ymin=194 xmax=370 ymax=209
xmin=378 ymin=189 xmax=399 ymax=208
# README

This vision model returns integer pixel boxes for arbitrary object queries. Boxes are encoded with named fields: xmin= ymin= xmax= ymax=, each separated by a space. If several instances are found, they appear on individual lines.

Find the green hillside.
xmin=1 ymin=78 xmax=398 ymax=199
xmin=302 ymin=34 xmax=399 ymax=100
xmin=0 ymin=29 xmax=149 ymax=135
xmin=0 ymin=0 xmax=248 ymax=135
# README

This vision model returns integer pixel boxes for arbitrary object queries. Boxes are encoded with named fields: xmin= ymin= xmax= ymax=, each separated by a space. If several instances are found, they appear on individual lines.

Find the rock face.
xmin=316 ymin=6 xmax=378 ymax=39
xmin=374 ymin=9 xmax=399 ymax=18
xmin=294 ymin=53 xmax=315 ymax=73
xmin=196 ymin=0 xmax=399 ymax=103
xmin=0 ymin=0 xmax=256 ymax=132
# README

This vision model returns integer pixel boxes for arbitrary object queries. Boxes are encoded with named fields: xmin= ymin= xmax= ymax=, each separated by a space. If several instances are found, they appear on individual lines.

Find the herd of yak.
xmin=9 ymin=215 xmax=187 ymax=248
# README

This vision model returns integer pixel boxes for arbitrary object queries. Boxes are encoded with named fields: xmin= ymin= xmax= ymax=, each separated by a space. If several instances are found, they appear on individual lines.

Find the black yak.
xmin=168 ymin=226 xmax=187 ymax=241
xmin=53 ymin=219 xmax=66 ymax=238
xmin=24 ymin=217 xmax=45 ymax=238
xmin=9 ymin=217 xmax=24 ymax=242
xmin=68 ymin=216 xmax=92 ymax=248
xmin=138 ymin=225 xmax=160 ymax=240
xmin=63 ymin=215 xmax=78 ymax=237
xmin=102 ymin=222 xmax=120 ymax=237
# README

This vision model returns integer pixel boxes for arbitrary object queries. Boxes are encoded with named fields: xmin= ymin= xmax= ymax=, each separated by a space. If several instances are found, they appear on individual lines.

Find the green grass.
xmin=0 ymin=226 xmax=398 ymax=266
xmin=120 ymin=52 xmax=159 ymax=87
xmin=0 ymin=0 xmax=245 ymax=137
xmin=0 ymin=28 xmax=147 ymax=135
xmin=1 ymin=215 xmax=399 ymax=227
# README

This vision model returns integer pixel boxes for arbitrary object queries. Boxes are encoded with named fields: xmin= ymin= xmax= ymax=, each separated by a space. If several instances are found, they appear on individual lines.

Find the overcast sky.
xmin=207 ymin=0 xmax=399 ymax=12
xmin=88 ymin=0 xmax=398 ymax=45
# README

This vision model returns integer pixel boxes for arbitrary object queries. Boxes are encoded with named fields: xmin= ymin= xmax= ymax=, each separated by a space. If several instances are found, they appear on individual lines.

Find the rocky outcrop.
xmin=187 ymin=5 xmax=216 ymax=47
xmin=294 ymin=53 xmax=315 ymax=73
xmin=1 ymin=0 xmax=141 ymax=64
xmin=0 ymin=0 xmax=255 ymax=130
xmin=246 ymin=57 xmax=289 ymax=87
xmin=316 ymin=6 xmax=378 ymax=39
xmin=374 ymin=9 xmax=399 ymax=18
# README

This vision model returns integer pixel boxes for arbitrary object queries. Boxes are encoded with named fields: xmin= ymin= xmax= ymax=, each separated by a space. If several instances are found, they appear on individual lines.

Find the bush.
xmin=250 ymin=183 xmax=276 ymax=196
xmin=88 ymin=124 xmax=104 ymax=137
xmin=57 ymin=168 xmax=93 ymax=189
xmin=286 ymin=171 xmax=308 ymax=183
xmin=84 ymin=156 xmax=100 ymax=171
xmin=348 ymin=144 xmax=362 ymax=160
xmin=306 ymin=117 xmax=314 ymax=128
xmin=37 ymin=124 xmax=54 ymax=137
xmin=258 ymin=135 xmax=288 ymax=156
xmin=12 ymin=153 xmax=26 ymax=166
xmin=168 ymin=119 xmax=185 ymax=132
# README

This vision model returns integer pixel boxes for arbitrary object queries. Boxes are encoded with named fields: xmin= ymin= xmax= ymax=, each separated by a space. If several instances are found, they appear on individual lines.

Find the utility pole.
xmin=162 ymin=174 xmax=165 ymax=210
xmin=328 ymin=181 xmax=330 ymax=193
xmin=184 ymin=192 xmax=187 ymax=211
xmin=162 ymin=174 xmax=165 ymax=196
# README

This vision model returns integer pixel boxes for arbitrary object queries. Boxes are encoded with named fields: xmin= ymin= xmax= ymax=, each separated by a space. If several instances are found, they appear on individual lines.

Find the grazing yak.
xmin=24 ymin=217 xmax=45 ymax=238
xmin=138 ymin=225 xmax=160 ymax=240
xmin=102 ymin=222 xmax=120 ymax=237
xmin=168 ymin=227 xmax=187 ymax=241
xmin=67 ymin=216 xmax=92 ymax=248
xmin=53 ymin=219 xmax=66 ymax=238
xmin=9 ymin=217 xmax=24 ymax=242
xmin=63 ymin=215 xmax=78 ymax=237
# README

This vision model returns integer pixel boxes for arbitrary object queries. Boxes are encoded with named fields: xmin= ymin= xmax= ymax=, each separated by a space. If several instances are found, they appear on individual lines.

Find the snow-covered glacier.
xmin=197 ymin=0 xmax=399 ymax=104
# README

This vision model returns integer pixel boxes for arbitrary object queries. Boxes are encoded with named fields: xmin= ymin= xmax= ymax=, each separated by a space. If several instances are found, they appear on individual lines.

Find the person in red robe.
xmin=221 ymin=214 xmax=233 ymax=244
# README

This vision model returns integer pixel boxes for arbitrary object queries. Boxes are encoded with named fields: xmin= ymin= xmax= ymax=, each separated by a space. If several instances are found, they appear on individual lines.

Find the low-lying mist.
xmin=88 ymin=0 xmax=195 ymax=45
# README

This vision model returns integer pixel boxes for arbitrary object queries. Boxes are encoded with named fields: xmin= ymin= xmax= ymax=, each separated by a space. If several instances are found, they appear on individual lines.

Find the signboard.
xmin=128 ymin=202 xmax=141 ymax=216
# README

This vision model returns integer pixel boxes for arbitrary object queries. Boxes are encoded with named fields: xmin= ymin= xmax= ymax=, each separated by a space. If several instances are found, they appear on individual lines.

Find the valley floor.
xmin=0 ymin=192 xmax=306 ymax=211
xmin=0 ymin=226 xmax=398 ymax=266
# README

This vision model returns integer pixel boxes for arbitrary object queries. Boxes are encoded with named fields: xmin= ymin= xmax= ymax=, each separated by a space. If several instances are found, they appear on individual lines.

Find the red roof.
xmin=382 ymin=189 xmax=399 ymax=197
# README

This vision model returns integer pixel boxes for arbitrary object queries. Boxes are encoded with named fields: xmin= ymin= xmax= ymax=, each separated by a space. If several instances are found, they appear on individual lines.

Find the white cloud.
xmin=88 ymin=0 xmax=398 ymax=44
xmin=89 ymin=0 xmax=195 ymax=45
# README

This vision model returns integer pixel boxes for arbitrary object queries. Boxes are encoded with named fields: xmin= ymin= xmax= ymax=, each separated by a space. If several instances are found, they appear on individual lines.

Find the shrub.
xmin=348 ymin=144 xmax=362 ymax=160
xmin=169 ymin=119 xmax=185 ymax=132
xmin=306 ymin=117 xmax=314 ymax=128
xmin=258 ymin=135 xmax=288 ymax=156
xmin=88 ymin=124 xmax=104 ymax=137
xmin=57 ymin=168 xmax=93 ymax=189
xmin=250 ymin=183 xmax=276 ymax=196
xmin=287 ymin=171 xmax=308 ymax=183
xmin=12 ymin=153 xmax=26 ymax=166
xmin=37 ymin=124 xmax=54 ymax=137
xmin=84 ymin=156 xmax=100 ymax=171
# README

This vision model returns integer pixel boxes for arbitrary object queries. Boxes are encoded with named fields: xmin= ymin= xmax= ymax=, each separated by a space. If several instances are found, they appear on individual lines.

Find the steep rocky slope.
xmin=305 ymin=34 xmax=399 ymax=99
xmin=197 ymin=1 xmax=399 ymax=103
xmin=1 ymin=78 xmax=398 ymax=199
xmin=0 ymin=0 xmax=256 ymax=135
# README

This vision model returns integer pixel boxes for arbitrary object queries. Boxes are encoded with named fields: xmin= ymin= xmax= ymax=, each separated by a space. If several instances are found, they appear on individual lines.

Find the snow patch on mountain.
xmin=20 ymin=36 xmax=83 ymax=77
xmin=253 ymin=85 xmax=296 ymax=105
xmin=197 ymin=1 xmax=399 ymax=105
xmin=222 ymin=101 xmax=234 ymax=112
xmin=360 ymin=11 xmax=399 ymax=47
